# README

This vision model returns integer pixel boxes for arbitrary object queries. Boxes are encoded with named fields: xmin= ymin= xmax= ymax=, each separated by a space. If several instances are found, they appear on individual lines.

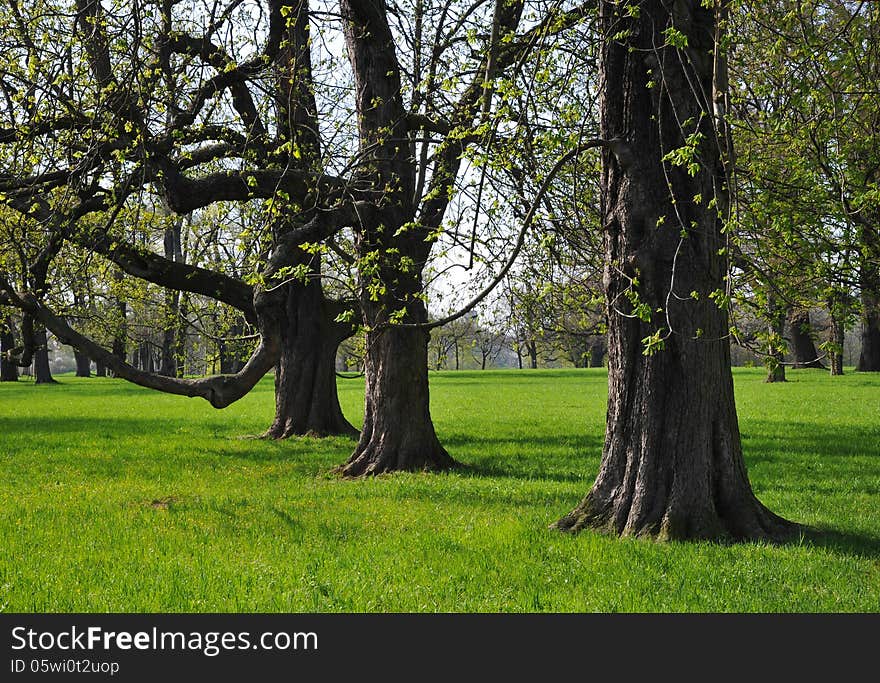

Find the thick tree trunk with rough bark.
xmin=788 ymin=309 xmax=825 ymax=369
xmin=33 ymin=326 xmax=56 ymax=384
xmin=264 ymin=271 xmax=357 ymax=439
xmin=554 ymin=0 xmax=795 ymax=541
xmin=336 ymin=206 xmax=454 ymax=475
xmin=337 ymin=294 xmax=454 ymax=476
xmin=1 ymin=317 xmax=18 ymax=381
xmin=95 ymin=360 xmax=107 ymax=377
xmin=334 ymin=0 xmax=458 ymax=475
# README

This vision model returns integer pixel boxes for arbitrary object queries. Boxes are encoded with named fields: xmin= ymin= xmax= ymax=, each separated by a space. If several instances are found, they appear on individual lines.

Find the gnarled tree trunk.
xmin=334 ymin=0 xmax=457 ymax=475
xmin=336 ymin=205 xmax=454 ymax=474
xmin=554 ymin=0 xmax=795 ymax=541
xmin=337 ymin=296 xmax=454 ymax=476
xmin=264 ymin=275 xmax=357 ymax=439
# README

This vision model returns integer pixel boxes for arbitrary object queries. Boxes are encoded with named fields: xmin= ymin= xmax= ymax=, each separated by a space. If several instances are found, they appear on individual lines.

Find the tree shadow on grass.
xmin=441 ymin=432 xmax=603 ymax=485
xmin=741 ymin=421 xmax=880 ymax=459
xmin=796 ymin=526 xmax=880 ymax=561
xmin=0 ymin=415 xmax=191 ymax=435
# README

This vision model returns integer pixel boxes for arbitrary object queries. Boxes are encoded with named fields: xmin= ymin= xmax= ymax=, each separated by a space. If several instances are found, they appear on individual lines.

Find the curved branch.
xmin=394 ymin=140 xmax=606 ymax=331
xmin=1 ymin=282 xmax=279 ymax=409
xmin=71 ymin=230 xmax=257 ymax=322
xmin=160 ymin=167 xmax=349 ymax=214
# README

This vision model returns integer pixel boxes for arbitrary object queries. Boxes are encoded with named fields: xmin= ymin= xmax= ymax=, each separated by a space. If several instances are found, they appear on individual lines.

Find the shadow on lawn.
xmin=799 ymin=526 xmax=880 ymax=561
xmin=441 ymin=432 xmax=603 ymax=484
xmin=742 ymin=421 xmax=880 ymax=459
xmin=0 ymin=415 xmax=191 ymax=435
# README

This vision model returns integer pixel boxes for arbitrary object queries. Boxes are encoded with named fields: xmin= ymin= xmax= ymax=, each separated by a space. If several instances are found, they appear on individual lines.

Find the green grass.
xmin=1 ymin=367 xmax=878 ymax=612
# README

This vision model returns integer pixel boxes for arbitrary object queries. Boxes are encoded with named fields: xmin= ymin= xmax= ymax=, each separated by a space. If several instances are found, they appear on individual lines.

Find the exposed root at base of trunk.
xmin=262 ymin=420 xmax=359 ymax=440
xmin=333 ymin=443 xmax=459 ymax=478
xmin=552 ymin=493 xmax=801 ymax=543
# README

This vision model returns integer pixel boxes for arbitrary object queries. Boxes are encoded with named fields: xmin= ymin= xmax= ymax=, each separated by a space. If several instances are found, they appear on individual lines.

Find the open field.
xmin=1 ymin=368 xmax=878 ymax=612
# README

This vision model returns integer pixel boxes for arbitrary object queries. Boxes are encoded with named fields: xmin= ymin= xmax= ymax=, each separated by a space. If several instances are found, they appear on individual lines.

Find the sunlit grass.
xmin=0 ymin=367 xmax=878 ymax=612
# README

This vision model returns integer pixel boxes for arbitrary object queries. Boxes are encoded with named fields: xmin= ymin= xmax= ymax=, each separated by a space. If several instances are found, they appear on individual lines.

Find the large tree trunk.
xmin=73 ymin=348 xmax=91 ymax=377
xmin=33 ymin=326 xmax=57 ymax=384
xmin=1 ymin=316 xmax=18 ymax=381
xmin=95 ymin=360 xmax=107 ymax=377
xmin=554 ymin=0 xmax=795 ymax=541
xmin=337 ymin=308 xmax=454 ymax=476
xmin=788 ymin=309 xmax=825 ymax=369
xmin=335 ymin=0 xmax=456 ymax=475
xmin=336 ymin=227 xmax=455 ymax=475
xmin=264 ymin=274 xmax=357 ymax=439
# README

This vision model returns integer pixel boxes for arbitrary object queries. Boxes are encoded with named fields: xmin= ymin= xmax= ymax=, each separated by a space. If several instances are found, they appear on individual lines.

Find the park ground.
xmin=0 ymin=368 xmax=878 ymax=612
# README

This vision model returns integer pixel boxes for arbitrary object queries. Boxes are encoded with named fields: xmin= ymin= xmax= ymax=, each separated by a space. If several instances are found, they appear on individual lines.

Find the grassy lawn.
xmin=1 ymin=367 xmax=878 ymax=612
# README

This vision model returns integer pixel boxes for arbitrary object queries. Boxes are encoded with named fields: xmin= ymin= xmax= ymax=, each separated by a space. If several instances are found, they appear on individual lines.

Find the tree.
xmin=0 ymin=0 xmax=359 ymax=437
xmin=735 ymin=1 xmax=880 ymax=371
xmin=1 ymin=0 xmax=594 ymax=468
xmin=554 ymin=0 xmax=796 ymax=540
xmin=0 ymin=315 xmax=18 ymax=381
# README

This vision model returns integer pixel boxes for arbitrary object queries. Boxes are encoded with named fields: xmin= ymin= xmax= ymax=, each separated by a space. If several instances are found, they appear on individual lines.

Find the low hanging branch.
xmin=0 ymin=277 xmax=280 ymax=409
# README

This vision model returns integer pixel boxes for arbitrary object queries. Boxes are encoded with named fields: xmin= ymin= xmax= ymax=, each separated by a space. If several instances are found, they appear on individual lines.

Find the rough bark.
xmin=264 ymin=268 xmax=357 ymax=439
xmin=336 ymin=296 xmax=454 ymax=476
xmin=333 ymin=0 xmax=458 ymax=475
xmin=554 ymin=0 xmax=795 ymax=541
xmin=95 ymin=360 xmax=107 ymax=377
xmin=788 ymin=309 xmax=825 ymax=369
xmin=1 ymin=316 xmax=18 ymax=381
